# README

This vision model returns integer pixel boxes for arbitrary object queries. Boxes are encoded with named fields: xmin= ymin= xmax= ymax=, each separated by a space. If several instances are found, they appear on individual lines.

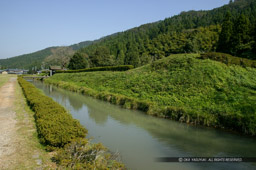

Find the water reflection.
xmin=32 ymin=80 xmax=256 ymax=170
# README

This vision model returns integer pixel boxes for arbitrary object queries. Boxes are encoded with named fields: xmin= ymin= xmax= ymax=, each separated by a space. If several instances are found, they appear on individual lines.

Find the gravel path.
xmin=0 ymin=77 xmax=17 ymax=168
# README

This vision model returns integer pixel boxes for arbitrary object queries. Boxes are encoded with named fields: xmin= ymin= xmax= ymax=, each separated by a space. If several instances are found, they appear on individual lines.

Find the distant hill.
xmin=0 ymin=47 xmax=54 ymax=70
xmin=0 ymin=41 xmax=93 ymax=70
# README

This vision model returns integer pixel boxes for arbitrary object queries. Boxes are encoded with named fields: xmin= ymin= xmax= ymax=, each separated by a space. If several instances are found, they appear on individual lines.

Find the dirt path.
xmin=0 ymin=76 xmax=55 ymax=169
xmin=0 ymin=77 xmax=17 ymax=168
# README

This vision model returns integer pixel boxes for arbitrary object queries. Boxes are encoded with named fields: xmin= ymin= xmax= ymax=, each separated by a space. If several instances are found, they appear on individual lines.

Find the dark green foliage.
xmin=253 ymin=22 xmax=256 ymax=53
xmin=217 ymin=11 xmax=233 ymax=53
xmin=231 ymin=14 xmax=252 ymax=57
xmin=217 ymin=12 xmax=256 ymax=59
xmin=80 ymin=26 xmax=221 ymax=68
xmin=116 ymin=50 xmax=125 ymax=65
xmin=125 ymin=50 xmax=140 ymax=67
xmin=18 ymin=77 xmax=87 ymax=147
xmin=68 ymin=53 xmax=89 ymax=70
xmin=252 ymin=22 xmax=256 ymax=53
xmin=56 ymin=65 xmax=134 ymax=73
xmin=89 ymin=46 xmax=115 ymax=67
xmin=200 ymin=52 xmax=256 ymax=67
xmin=45 ymin=54 xmax=256 ymax=136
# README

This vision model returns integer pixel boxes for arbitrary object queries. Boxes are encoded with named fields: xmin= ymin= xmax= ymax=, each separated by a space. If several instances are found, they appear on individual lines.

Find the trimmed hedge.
xmin=200 ymin=52 xmax=256 ymax=68
xmin=56 ymin=65 xmax=134 ymax=73
xmin=18 ymin=77 xmax=87 ymax=147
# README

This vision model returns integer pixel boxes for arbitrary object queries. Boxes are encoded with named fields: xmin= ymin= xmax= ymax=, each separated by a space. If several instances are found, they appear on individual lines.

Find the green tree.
xmin=125 ymin=40 xmax=140 ymax=67
xmin=217 ymin=11 xmax=233 ymax=53
xmin=184 ymin=37 xmax=199 ymax=53
xmin=125 ymin=51 xmax=140 ymax=67
xmin=68 ymin=53 xmax=89 ymax=70
xmin=90 ymin=46 xmax=114 ymax=67
xmin=253 ymin=22 xmax=256 ymax=54
xmin=116 ymin=50 xmax=125 ymax=65
xmin=231 ymin=14 xmax=250 ymax=57
xmin=125 ymin=42 xmax=140 ymax=67
xmin=140 ymin=52 xmax=152 ymax=65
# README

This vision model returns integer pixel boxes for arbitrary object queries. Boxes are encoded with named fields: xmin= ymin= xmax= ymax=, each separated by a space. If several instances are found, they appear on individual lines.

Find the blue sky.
xmin=0 ymin=0 xmax=229 ymax=59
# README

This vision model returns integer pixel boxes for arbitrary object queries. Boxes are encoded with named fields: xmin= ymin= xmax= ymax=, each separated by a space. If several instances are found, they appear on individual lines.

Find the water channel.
xmin=31 ymin=80 xmax=256 ymax=170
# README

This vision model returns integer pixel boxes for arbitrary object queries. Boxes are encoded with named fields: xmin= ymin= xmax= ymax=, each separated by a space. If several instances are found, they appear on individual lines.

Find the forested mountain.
xmin=1 ymin=0 xmax=255 ymax=70
xmin=0 ymin=41 xmax=93 ymax=70
xmin=74 ymin=0 xmax=256 ymax=68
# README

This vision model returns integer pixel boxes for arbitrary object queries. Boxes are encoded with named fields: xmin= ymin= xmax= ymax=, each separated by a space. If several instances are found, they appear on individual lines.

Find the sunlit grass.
xmin=45 ymin=54 xmax=256 ymax=135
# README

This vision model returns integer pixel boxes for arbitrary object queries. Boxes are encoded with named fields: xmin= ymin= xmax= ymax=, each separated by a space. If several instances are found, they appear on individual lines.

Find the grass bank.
xmin=45 ymin=54 xmax=256 ymax=136
xmin=18 ymin=77 xmax=124 ymax=169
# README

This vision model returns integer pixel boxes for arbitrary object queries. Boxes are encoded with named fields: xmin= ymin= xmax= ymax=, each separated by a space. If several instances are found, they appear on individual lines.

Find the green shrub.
xmin=56 ymin=65 xmax=134 ymax=73
xmin=18 ymin=77 xmax=87 ymax=147
xmin=54 ymin=138 xmax=124 ymax=169
xmin=200 ymin=52 xmax=256 ymax=68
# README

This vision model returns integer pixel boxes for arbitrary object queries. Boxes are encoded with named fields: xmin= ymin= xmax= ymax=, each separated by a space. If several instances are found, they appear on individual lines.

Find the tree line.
xmin=217 ymin=11 xmax=256 ymax=59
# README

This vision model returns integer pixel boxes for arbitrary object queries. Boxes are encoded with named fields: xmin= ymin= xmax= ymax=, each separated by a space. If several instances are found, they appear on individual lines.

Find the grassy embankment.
xmin=18 ymin=77 xmax=124 ymax=169
xmin=45 ymin=54 xmax=256 ymax=136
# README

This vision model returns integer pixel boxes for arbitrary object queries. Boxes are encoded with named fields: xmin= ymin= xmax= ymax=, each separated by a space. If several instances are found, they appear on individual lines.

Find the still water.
xmin=31 ymin=80 xmax=256 ymax=170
